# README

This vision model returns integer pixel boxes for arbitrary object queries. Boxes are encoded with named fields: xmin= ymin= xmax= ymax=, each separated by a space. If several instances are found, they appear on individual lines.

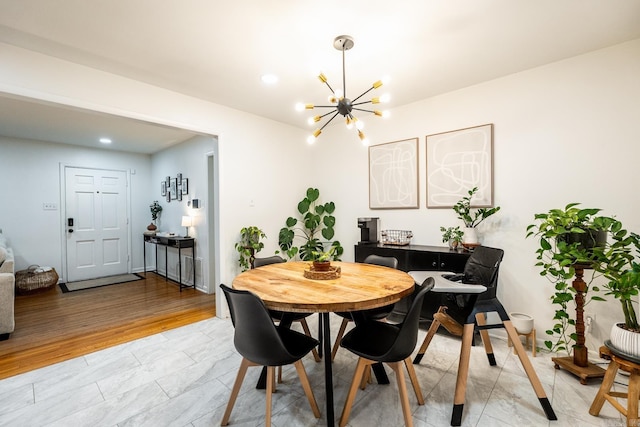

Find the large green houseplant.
xmin=526 ymin=203 xmax=618 ymax=354
xmin=277 ymin=187 xmax=344 ymax=261
xmin=235 ymin=226 xmax=267 ymax=271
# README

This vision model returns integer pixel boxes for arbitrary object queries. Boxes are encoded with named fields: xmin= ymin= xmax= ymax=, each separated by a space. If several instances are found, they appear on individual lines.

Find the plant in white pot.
xmin=597 ymin=230 xmax=640 ymax=356
xmin=452 ymin=187 xmax=500 ymax=245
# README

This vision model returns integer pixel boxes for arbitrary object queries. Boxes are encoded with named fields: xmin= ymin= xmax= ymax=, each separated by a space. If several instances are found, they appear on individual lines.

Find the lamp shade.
xmin=181 ymin=216 xmax=193 ymax=227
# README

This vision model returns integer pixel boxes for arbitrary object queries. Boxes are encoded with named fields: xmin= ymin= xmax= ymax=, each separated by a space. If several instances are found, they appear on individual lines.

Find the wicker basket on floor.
xmin=15 ymin=265 xmax=59 ymax=295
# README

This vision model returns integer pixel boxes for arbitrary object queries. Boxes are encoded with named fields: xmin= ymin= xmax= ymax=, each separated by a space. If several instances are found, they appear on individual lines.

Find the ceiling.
xmin=1 ymin=0 xmax=639 ymax=153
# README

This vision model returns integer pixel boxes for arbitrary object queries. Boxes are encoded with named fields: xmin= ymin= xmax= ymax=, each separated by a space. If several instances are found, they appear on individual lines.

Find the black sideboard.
xmin=354 ymin=243 xmax=471 ymax=321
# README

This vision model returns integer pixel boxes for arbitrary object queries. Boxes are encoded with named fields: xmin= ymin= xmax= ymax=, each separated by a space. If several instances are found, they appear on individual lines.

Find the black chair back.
xmin=363 ymin=254 xmax=398 ymax=269
xmin=380 ymin=277 xmax=434 ymax=362
xmin=463 ymin=246 xmax=504 ymax=299
xmin=253 ymin=255 xmax=285 ymax=268
xmin=221 ymin=284 xmax=301 ymax=366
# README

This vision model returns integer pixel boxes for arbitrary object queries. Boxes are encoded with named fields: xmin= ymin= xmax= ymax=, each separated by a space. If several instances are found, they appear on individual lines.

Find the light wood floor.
xmin=0 ymin=272 xmax=216 ymax=380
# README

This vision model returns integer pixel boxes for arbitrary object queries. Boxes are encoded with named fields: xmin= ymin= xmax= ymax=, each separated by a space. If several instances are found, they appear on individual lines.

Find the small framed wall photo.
xmin=170 ymin=178 xmax=178 ymax=200
xmin=181 ymin=178 xmax=188 ymax=195
xmin=161 ymin=181 xmax=166 ymax=196
xmin=368 ymin=137 xmax=419 ymax=209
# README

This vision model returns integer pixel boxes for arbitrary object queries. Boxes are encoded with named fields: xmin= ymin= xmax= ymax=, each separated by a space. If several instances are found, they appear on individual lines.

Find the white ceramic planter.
xmin=463 ymin=227 xmax=479 ymax=244
xmin=609 ymin=323 xmax=640 ymax=357
xmin=509 ymin=312 xmax=534 ymax=334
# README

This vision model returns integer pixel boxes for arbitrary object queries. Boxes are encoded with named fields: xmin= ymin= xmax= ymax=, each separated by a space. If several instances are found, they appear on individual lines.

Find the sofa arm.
xmin=0 ymin=247 xmax=14 ymax=274
xmin=0 ymin=272 xmax=15 ymax=335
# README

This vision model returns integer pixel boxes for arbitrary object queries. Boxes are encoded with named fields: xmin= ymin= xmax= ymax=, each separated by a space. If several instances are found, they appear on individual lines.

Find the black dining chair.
xmin=331 ymin=254 xmax=399 ymax=360
xmin=339 ymin=277 xmax=435 ymax=427
xmin=253 ymin=256 xmax=320 ymax=367
xmin=219 ymin=284 xmax=321 ymax=426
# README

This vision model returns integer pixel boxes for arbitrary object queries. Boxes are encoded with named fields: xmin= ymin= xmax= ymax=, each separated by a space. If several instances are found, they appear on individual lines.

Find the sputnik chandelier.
xmin=296 ymin=35 xmax=390 ymax=145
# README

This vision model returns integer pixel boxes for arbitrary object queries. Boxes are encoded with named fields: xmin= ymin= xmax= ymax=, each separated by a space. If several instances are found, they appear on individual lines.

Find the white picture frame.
xmin=368 ymin=138 xmax=419 ymax=209
xmin=426 ymin=124 xmax=494 ymax=208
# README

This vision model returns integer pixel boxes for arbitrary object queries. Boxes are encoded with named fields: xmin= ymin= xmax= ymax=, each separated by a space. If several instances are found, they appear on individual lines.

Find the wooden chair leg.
xmin=340 ymin=357 xmax=369 ymax=427
xmin=266 ymin=366 xmax=274 ymax=427
xmin=413 ymin=310 xmax=442 ymax=364
xmin=359 ymin=365 xmax=370 ymax=390
xmin=475 ymin=312 xmax=496 ymax=366
xmin=628 ymin=371 xmax=640 ymax=426
xmin=332 ymin=317 xmax=350 ymax=361
xmin=293 ymin=360 xmax=321 ymax=418
xmin=589 ymin=359 xmax=620 ymax=416
xmin=503 ymin=320 xmax=556 ymax=421
xmin=299 ymin=318 xmax=321 ymax=362
xmin=452 ymin=323 xmax=475 ymax=426
xmin=277 ymin=366 xmax=282 ymax=384
xmin=404 ymin=357 xmax=425 ymax=405
xmin=389 ymin=361 xmax=414 ymax=427
xmin=222 ymin=358 xmax=252 ymax=426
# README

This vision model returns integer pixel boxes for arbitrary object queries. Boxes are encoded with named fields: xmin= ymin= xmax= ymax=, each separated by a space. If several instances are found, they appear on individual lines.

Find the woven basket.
xmin=15 ymin=265 xmax=59 ymax=295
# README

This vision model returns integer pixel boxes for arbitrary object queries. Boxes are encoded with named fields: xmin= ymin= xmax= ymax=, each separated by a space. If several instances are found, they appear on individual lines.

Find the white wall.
xmin=0 ymin=137 xmax=151 ymax=275
xmin=314 ymin=38 xmax=640 ymax=353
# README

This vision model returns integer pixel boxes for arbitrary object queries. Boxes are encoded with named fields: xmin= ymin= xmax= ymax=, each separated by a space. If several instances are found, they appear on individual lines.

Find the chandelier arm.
xmin=319 ymin=112 xmax=341 ymax=131
xmin=352 ymin=100 xmax=373 ymax=106
xmin=313 ymin=105 xmax=340 ymax=108
xmin=351 ymin=86 xmax=375 ymax=103
xmin=318 ymin=110 xmax=337 ymax=120
xmin=323 ymin=81 xmax=336 ymax=94
xmin=352 ymin=107 xmax=376 ymax=113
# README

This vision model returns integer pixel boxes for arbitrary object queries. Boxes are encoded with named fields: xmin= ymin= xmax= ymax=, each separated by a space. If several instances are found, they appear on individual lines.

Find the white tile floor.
xmin=0 ymin=315 xmax=628 ymax=426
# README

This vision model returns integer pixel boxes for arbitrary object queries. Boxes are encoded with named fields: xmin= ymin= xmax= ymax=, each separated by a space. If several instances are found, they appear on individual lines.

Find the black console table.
xmin=143 ymin=234 xmax=196 ymax=291
xmin=355 ymin=243 xmax=471 ymax=321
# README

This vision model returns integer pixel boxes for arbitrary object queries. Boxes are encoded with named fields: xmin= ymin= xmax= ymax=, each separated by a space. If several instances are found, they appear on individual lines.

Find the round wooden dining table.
xmin=232 ymin=260 xmax=416 ymax=427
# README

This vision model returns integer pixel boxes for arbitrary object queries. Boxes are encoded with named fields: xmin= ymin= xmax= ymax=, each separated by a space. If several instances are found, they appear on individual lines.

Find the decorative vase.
xmin=313 ymin=260 xmax=331 ymax=272
xmin=609 ymin=323 xmax=640 ymax=357
xmin=463 ymin=227 xmax=479 ymax=244
xmin=509 ymin=312 xmax=534 ymax=334
xmin=147 ymin=222 xmax=157 ymax=231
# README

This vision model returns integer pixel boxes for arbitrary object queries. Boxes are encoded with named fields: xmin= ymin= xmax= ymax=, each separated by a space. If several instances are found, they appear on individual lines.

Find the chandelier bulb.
xmin=329 ymin=95 xmax=338 ymax=103
xmin=356 ymin=120 xmax=364 ymax=130
xmin=380 ymin=93 xmax=391 ymax=103
xmin=308 ymin=116 xmax=321 ymax=125
xmin=334 ymin=89 xmax=343 ymax=99
xmin=295 ymin=103 xmax=305 ymax=112
xmin=345 ymin=116 xmax=353 ymax=129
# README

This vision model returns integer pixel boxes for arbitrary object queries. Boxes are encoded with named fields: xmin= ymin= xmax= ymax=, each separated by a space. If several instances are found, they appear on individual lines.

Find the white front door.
xmin=65 ymin=167 xmax=128 ymax=282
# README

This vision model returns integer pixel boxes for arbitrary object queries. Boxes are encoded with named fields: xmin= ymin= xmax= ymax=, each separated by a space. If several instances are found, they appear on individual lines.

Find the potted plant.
xmin=277 ymin=187 xmax=344 ymax=261
xmin=235 ymin=226 xmax=267 ymax=271
xmin=597 ymin=230 xmax=640 ymax=355
xmin=440 ymin=226 xmax=464 ymax=250
xmin=148 ymin=201 xmax=162 ymax=231
xmin=311 ymin=245 xmax=338 ymax=271
xmin=452 ymin=187 xmax=500 ymax=244
xmin=526 ymin=203 xmax=617 ymax=354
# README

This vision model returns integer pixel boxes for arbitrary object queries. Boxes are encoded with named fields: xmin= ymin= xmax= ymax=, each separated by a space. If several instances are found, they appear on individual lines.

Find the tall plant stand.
xmin=552 ymin=264 xmax=606 ymax=384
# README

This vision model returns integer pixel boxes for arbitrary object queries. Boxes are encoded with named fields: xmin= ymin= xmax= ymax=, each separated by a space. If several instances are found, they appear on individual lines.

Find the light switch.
xmin=43 ymin=203 xmax=58 ymax=210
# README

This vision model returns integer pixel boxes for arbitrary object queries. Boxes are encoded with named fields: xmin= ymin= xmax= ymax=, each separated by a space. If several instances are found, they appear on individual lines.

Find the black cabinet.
xmin=354 ymin=243 xmax=471 ymax=321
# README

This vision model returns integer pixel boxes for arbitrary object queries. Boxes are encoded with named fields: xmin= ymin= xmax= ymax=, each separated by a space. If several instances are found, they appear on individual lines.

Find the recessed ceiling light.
xmin=99 ymin=137 xmax=112 ymax=144
xmin=261 ymin=74 xmax=278 ymax=84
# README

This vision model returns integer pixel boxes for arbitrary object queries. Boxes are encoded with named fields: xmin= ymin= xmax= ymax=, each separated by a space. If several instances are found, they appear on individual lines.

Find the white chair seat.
xmin=408 ymin=271 xmax=487 ymax=294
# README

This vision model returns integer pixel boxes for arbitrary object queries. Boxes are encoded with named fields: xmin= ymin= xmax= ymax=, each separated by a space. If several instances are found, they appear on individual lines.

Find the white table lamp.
xmin=181 ymin=216 xmax=193 ymax=237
